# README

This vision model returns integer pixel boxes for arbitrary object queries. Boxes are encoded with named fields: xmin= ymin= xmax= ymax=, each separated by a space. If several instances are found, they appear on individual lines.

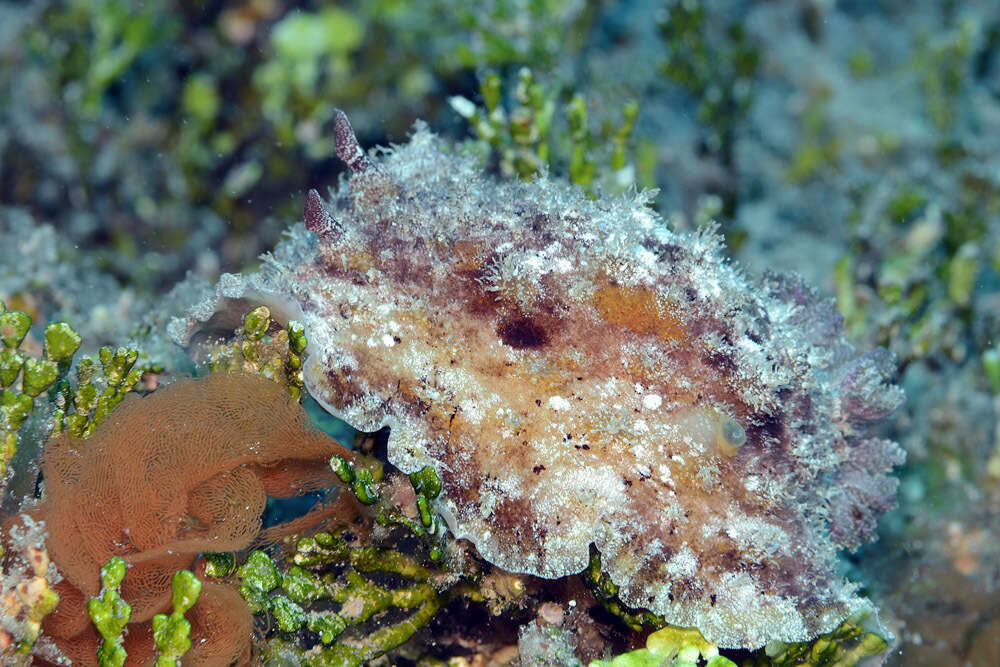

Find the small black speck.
xmin=710 ymin=594 xmax=717 ymax=606
xmin=535 ymin=399 xmax=542 ymax=407
xmin=565 ymin=433 xmax=572 ymax=440
xmin=533 ymin=465 xmax=545 ymax=474
xmin=581 ymin=444 xmax=590 ymax=450
xmin=668 ymin=593 xmax=674 ymax=601
xmin=623 ymin=478 xmax=633 ymax=487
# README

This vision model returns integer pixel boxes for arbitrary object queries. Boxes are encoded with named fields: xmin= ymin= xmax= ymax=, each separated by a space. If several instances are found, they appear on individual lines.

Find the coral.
xmin=0 ymin=515 xmax=62 ymax=663
xmin=518 ymin=619 xmax=583 ymax=667
xmin=172 ymin=112 xmax=905 ymax=650
xmin=25 ymin=372 xmax=357 ymax=665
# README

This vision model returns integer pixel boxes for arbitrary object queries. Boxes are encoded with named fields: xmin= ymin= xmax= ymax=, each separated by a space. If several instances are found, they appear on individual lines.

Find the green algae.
xmin=203 ymin=306 xmax=306 ymax=400
xmin=152 ymin=570 xmax=202 ymax=666
xmin=450 ymin=67 xmax=639 ymax=194
xmin=88 ymin=557 xmax=131 ymax=667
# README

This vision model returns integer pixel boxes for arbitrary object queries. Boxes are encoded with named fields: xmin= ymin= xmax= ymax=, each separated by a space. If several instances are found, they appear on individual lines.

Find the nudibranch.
xmin=170 ymin=111 xmax=905 ymax=649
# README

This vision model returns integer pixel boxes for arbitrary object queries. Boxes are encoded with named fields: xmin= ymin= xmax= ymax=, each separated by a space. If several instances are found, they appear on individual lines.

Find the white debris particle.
xmin=642 ymin=393 xmax=663 ymax=410
xmin=459 ymin=398 xmax=483 ymax=425
xmin=665 ymin=544 xmax=698 ymax=577
xmin=381 ymin=334 xmax=396 ymax=347
xmin=548 ymin=396 xmax=571 ymax=411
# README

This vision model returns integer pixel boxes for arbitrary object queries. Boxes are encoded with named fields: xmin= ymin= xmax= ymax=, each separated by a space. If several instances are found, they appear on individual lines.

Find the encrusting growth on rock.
xmin=16 ymin=372 xmax=359 ymax=666
xmin=172 ymin=111 xmax=905 ymax=649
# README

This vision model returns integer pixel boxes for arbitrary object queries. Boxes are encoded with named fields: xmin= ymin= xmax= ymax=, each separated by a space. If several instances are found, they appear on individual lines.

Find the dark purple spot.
xmin=497 ymin=317 xmax=548 ymax=349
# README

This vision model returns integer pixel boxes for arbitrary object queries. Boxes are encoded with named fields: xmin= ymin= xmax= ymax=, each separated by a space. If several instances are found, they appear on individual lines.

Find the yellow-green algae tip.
xmin=171 ymin=110 xmax=904 ymax=650
xmin=589 ymin=626 xmax=735 ymax=667
xmin=203 ymin=305 xmax=307 ymax=399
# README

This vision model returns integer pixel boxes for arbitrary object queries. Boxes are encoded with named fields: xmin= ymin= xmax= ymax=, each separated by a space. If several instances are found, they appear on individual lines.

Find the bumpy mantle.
xmin=170 ymin=111 xmax=904 ymax=649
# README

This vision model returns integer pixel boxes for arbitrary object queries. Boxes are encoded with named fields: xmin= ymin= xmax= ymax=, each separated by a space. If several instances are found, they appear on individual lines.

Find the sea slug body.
xmin=171 ymin=111 xmax=905 ymax=649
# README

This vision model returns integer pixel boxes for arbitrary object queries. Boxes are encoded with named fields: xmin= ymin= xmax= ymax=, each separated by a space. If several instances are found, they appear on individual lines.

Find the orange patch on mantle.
xmin=593 ymin=283 xmax=686 ymax=344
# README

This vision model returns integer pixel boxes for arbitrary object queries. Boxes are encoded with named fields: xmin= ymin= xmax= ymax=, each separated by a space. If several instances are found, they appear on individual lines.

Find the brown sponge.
xmin=30 ymin=372 xmax=357 ymax=666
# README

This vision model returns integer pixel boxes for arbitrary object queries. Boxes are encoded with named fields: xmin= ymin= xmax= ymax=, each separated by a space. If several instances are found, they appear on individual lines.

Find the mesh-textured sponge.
xmin=185 ymin=583 xmax=256 ymax=667
xmin=32 ymin=372 xmax=357 ymax=665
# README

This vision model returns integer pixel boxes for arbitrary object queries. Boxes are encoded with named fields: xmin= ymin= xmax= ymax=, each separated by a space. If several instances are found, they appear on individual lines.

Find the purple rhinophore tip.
xmin=333 ymin=109 xmax=373 ymax=174
xmin=304 ymin=188 xmax=340 ymax=239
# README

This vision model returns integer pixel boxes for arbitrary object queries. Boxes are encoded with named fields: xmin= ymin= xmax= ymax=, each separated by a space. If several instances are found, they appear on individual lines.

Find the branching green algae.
xmin=199 ymin=305 xmax=307 ymax=400
xmin=230 ymin=449 xmax=473 ymax=666
xmin=450 ymin=68 xmax=639 ymax=194
xmin=0 ymin=301 xmax=81 ymax=482
xmin=151 ymin=569 xmax=202 ymax=666
xmin=87 ymin=557 xmax=130 ymax=667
